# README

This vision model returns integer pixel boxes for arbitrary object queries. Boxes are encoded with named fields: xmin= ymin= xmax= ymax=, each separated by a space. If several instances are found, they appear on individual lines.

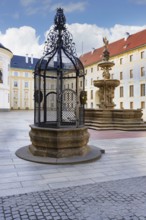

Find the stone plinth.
xmin=29 ymin=125 xmax=90 ymax=158
xmin=16 ymin=124 xmax=103 ymax=164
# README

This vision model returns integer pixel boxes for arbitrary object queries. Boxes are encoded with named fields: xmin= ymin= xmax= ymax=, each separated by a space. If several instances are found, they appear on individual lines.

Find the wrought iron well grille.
xmin=34 ymin=8 xmax=86 ymax=128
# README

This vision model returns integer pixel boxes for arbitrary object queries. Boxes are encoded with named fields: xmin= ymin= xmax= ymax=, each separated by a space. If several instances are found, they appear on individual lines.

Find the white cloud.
xmin=0 ymin=24 xmax=146 ymax=58
xmin=0 ymin=26 xmax=44 ymax=58
xmin=67 ymin=23 xmax=146 ymax=56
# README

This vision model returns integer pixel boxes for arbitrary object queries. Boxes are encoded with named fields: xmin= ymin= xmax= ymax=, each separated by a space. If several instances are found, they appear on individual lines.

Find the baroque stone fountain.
xmin=94 ymin=37 xmax=120 ymax=109
xmin=85 ymin=38 xmax=145 ymax=130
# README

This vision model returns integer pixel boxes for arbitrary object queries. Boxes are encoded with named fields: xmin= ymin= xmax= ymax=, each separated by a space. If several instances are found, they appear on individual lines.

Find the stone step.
xmin=85 ymin=122 xmax=146 ymax=131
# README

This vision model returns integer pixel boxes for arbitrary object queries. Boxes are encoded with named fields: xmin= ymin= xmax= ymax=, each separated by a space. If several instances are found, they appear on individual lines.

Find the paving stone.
xmin=1 ymin=176 xmax=146 ymax=219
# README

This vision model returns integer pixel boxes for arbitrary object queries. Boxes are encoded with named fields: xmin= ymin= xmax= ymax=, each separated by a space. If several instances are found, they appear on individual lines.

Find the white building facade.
xmin=0 ymin=44 xmax=13 ymax=111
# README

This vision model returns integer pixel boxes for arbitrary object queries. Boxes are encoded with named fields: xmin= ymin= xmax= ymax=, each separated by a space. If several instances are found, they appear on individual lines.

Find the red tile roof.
xmin=80 ymin=29 xmax=146 ymax=67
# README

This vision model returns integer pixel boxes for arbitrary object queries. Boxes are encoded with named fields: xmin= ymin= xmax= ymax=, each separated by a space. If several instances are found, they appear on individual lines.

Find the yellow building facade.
xmin=9 ymin=55 xmax=38 ymax=110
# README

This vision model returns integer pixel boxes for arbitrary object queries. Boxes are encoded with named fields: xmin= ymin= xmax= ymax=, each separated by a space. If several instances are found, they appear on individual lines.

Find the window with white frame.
xmin=130 ymin=69 xmax=133 ymax=78
xmin=14 ymin=81 xmax=18 ymax=87
xmin=129 ymin=85 xmax=134 ymax=97
xmin=120 ymin=86 xmax=124 ymax=97
xmin=120 ymin=72 xmax=123 ymax=80
xmin=140 ymin=84 xmax=145 ymax=96
xmin=141 ymin=51 xmax=144 ymax=59
xmin=91 ymin=90 xmax=93 ymax=99
xmin=25 ymin=82 xmax=29 ymax=88
xmin=129 ymin=55 xmax=133 ymax=62
xmin=14 ymin=72 xmax=18 ymax=77
xmin=141 ymin=67 xmax=145 ymax=77
xmin=25 ymin=72 xmax=29 ymax=77
xmin=120 ymin=58 xmax=123 ymax=64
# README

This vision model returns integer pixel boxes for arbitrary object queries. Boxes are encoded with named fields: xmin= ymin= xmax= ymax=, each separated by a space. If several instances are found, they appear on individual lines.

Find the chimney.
xmin=31 ymin=54 xmax=33 ymax=64
xmin=91 ymin=48 xmax=95 ymax=54
xmin=25 ymin=54 xmax=28 ymax=63
xmin=124 ymin=32 xmax=130 ymax=41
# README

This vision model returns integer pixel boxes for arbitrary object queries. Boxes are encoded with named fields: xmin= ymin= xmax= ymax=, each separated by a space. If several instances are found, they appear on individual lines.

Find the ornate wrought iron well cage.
xmin=34 ymin=8 xmax=86 ymax=128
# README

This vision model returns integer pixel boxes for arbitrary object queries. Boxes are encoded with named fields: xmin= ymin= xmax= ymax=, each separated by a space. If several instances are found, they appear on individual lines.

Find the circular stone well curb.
xmin=16 ymin=145 xmax=104 ymax=165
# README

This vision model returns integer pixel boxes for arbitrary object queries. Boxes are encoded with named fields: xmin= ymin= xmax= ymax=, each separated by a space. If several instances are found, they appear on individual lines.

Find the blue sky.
xmin=0 ymin=0 xmax=146 ymax=57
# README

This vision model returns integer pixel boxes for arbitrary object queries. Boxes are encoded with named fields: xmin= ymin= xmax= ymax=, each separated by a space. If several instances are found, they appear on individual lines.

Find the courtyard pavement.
xmin=1 ymin=111 xmax=146 ymax=219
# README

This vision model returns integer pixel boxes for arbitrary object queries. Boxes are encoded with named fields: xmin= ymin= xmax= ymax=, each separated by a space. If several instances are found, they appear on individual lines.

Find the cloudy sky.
xmin=0 ymin=0 xmax=146 ymax=57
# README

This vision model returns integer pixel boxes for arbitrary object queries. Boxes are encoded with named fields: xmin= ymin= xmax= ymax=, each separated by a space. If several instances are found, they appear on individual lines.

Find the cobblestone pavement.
xmin=1 ymin=176 xmax=146 ymax=220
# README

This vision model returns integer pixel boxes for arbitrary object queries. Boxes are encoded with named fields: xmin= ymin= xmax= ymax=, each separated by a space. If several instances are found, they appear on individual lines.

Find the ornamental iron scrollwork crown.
xmin=44 ymin=8 xmax=77 ymax=58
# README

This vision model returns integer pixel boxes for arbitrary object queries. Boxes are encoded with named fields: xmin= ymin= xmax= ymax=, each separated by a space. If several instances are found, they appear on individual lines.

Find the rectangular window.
xmin=120 ymin=102 xmax=123 ymax=109
xmin=91 ymin=102 xmax=93 ymax=108
xmin=97 ymin=65 xmax=99 ymax=71
xmin=130 ymin=55 xmax=133 ymax=62
xmin=129 ymin=85 xmax=134 ymax=97
xmin=91 ymin=90 xmax=93 ymax=99
xmin=130 ymin=102 xmax=133 ymax=109
xmin=14 ymin=81 xmax=18 ymax=87
xmin=120 ymin=86 xmax=123 ymax=97
xmin=120 ymin=72 xmax=123 ymax=80
xmin=71 ymin=83 xmax=73 ymax=89
xmin=120 ymin=58 xmax=123 ymax=64
xmin=25 ymin=72 xmax=28 ymax=77
xmin=80 ymin=81 xmax=83 ymax=87
xmin=130 ymin=69 xmax=133 ymax=78
xmin=141 ymin=84 xmax=145 ymax=96
xmin=141 ymin=51 xmax=144 ymax=59
xmin=141 ymin=67 xmax=145 ymax=77
xmin=25 ymin=82 xmax=29 ymax=88
xmin=14 ymin=72 xmax=18 ymax=77
xmin=141 ymin=101 xmax=145 ymax=109
xmin=91 ymin=67 xmax=93 ymax=73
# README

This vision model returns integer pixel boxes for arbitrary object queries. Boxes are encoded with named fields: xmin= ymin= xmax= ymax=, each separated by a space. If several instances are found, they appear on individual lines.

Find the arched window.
xmin=0 ymin=69 xmax=3 ymax=83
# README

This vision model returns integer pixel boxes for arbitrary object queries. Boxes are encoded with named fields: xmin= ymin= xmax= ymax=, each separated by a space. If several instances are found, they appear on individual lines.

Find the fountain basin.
xmin=98 ymin=61 xmax=115 ymax=68
xmin=94 ymin=79 xmax=120 ymax=88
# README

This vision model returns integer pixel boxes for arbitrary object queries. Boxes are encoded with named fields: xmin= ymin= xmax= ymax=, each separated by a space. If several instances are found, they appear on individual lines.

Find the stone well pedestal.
xmin=16 ymin=125 xmax=103 ymax=164
xmin=29 ymin=125 xmax=90 ymax=158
